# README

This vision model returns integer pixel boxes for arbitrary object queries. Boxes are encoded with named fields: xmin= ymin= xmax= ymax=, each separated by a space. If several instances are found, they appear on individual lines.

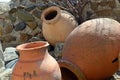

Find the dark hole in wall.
xmin=45 ymin=11 xmax=57 ymax=20
xmin=61 ymin=67 xmax=79 ymax=80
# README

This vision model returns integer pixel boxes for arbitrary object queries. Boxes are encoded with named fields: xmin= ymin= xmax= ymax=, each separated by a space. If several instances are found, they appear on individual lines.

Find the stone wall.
xmin=0 ymin=0 xmax=120 ymax=49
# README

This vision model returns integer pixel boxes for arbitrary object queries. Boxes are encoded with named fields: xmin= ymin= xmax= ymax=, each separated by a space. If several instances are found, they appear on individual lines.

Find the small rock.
xmin=3 ymin=47 xmax=18 ymax=62
xmin=30 ymin=27 xmax=41 ymax=36
xmin=0 ymin=26 xmax=3 ymax=37
xmin=26 ymin=21 xmax=37 ymax=30
xmin=36 ymin=3 xmax=48 ymax=10
xmin=0 ymin=59 xmax=5 ymax=73
xmin=8 ymin=14 xmax=16 ymax=23
xmin=32 ymin=8 xmax=42 ymax=18
xmin=16 ymin=9 xmax=35 ymax=21
xmin=0 ymin=2 xmax=10 ymax=14
xmin=4 ymin=23 xmax=13 ymax=34
xmin=28 ymin=37 xmax=40 ymax=42
xmin=53 ymin=42 xmax=64 ymax=60
xmin=20 ymin=32 xmax=32 ymax=42
xmin=14 ymin=21 xmax=26 ymax=31
xmin=0 ymin=69 xmax=12 ymax=80
xmin=8 ymin=8 xmax=17 ymax=14
xmin=1 ymin=34 xmax=16 ymax=43
xmin=25 ymin=5 xmax=36 ymax=12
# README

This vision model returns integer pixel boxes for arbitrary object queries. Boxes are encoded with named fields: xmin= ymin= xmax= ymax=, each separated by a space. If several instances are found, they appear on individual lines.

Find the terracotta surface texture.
xmin=41 ymin=6 xmax=78 ymax=45
xmin=61 ymin=18 xmax=120 ymax=80
xmin=12 ymin=41 xmax=61 ymax=80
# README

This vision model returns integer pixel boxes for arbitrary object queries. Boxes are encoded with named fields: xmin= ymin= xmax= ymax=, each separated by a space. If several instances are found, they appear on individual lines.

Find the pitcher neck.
xmin=41 ymin=6 xmax=61 ymax=24
xmin=16 ymin=41 xmax=49 ymax=61
xmin=18 ymin=47 xmax=48 ymax=61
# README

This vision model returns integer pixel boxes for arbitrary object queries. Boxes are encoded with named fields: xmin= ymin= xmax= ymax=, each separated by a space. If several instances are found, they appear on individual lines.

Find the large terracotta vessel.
xmin=41 ymin=6 xmax=78 ymax=45
xmin=12 ymin=41 xmax=61 ymax=80
xmin=59 ymin=18 xmax=120 ymax=80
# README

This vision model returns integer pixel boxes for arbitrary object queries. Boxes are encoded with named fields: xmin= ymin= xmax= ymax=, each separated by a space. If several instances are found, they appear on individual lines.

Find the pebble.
xmin=8 ymin=8 xmax=17 ymax=14
xmin=4 ymin=23 xmax=13 ymax=34
xmin=32 ymin=8 xmax=41 ymax=18
xmin=0 ymin=26 xmax=3 ymax=37
xmin=0 ymin=59 xmax=5 ymax=72
xmin=14 ymin=22 xmax=26 ymax=31
xmin=53 ymin=42 xmax=64 ymax=60
xmin=1 ymin=34 xmax=16 ymax=43
xmin=25 ymin=5 xmax=36 ymax=12
xmin=8 ymin=14 xmax=16 ymax=23
xmin=3 ymin=47 xmax=18 ymax=62
xmin=16 ymin=9 xmax=35 ymax=21
xmin=20 ymin=33 xmax=32 ymax=42
xmin=26 ymin=21 xmax=37 ymax=30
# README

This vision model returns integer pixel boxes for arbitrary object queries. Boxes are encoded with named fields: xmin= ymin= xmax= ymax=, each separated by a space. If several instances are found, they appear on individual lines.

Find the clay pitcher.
xmin=12 ymin=41 xmax=61 ymax=80
xmin=59 ymin=18 xmax=120 ymax=80
xmin=41 ymin=6 xmax=78 ymax=46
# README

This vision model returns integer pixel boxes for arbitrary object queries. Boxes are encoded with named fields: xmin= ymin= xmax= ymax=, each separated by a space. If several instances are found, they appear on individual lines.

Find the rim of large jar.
xmin=58 ymin=59 xmax=86 ymax=80
xmin=41 ymin=6 xmax=61 ymax=24
xmin=16 ymin=41 xmax=49 ymax=51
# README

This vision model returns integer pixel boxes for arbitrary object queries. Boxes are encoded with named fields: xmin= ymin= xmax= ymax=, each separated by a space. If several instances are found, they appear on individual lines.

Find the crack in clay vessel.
xmin=41 ymin=6 xmax=78 ymax=46
xmin=59 ymin=18 xmax=120 ymax=80
xmin=12 ymin=41 xmax=61 ymax=80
